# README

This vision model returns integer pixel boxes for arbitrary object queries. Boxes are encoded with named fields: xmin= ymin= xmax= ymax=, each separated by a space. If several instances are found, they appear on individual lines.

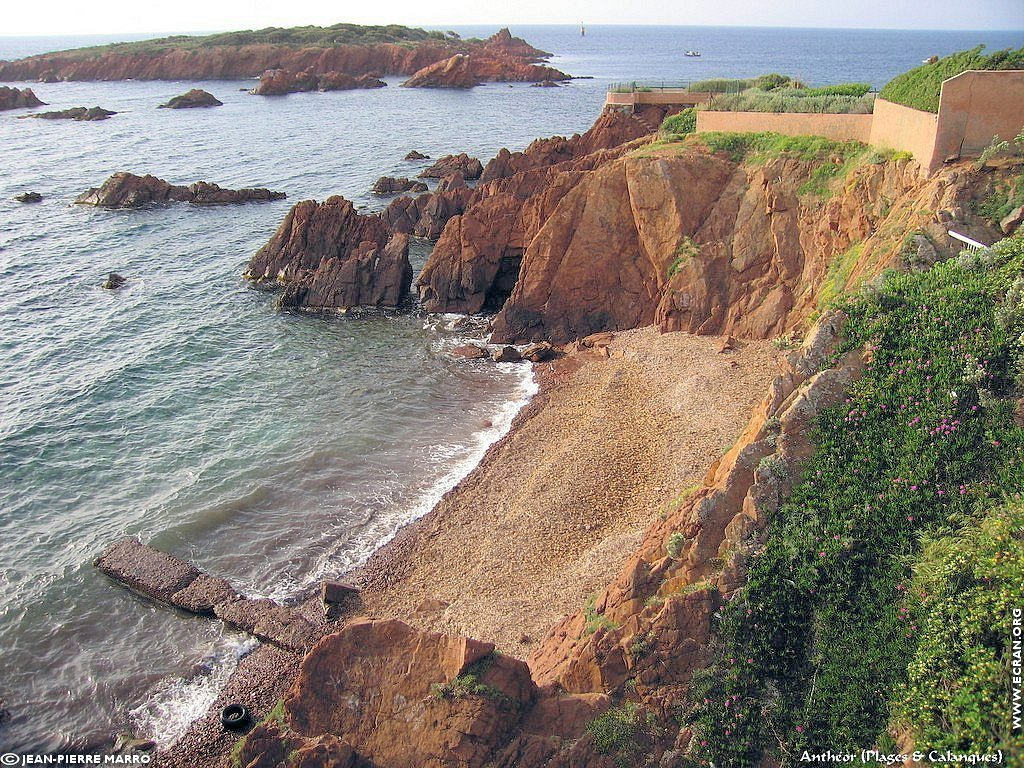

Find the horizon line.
xmin=1 ymin=23 xmax=1023 ymax=39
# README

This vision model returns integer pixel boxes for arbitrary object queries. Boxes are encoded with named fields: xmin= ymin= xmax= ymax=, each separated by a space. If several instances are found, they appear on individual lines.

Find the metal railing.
xmin=948 ymin=230 xmax=988 ymax=252
xmin=608 ymin=81 xmax=696 ymax=93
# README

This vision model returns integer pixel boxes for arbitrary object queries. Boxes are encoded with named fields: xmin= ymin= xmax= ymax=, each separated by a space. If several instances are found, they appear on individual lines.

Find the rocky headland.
xmin=0 ymin=85 xmax=45 ymax=109
xmin=0 ymin=26 xmax=570 ymax=86
xmin=76 ymin=172 xmax=286 ymax=207
xmin=158 ymin=88 xmax=222 ymax=108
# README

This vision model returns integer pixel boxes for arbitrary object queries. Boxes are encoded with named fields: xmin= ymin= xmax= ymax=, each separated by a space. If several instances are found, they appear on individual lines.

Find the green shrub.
xmin=430 ymin=654 xmax=508 ymax=702
xmin=977 ymin=173 xmax=1024 ymax=225
xmin=583 ymin=594 xmax=618 ymax=635
xmin=892 ymin=502 xmax=1024 ymax=753
xmin=686 ymin=234 xmax=1024 ymax=767
xmin=880 ymin=45 xmax=1024 ymax=113
xmin=666 ymin=532 xmax=688 ymax=558
xmin=586 ymin=701 xmax=653 ymax=764
xmin=661 ymin=108 xmax=696 ymax=137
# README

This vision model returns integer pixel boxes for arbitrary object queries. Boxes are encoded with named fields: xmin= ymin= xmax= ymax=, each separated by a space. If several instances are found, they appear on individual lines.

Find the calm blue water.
xmin=0 ymin=24 xmax=1022 ymax=756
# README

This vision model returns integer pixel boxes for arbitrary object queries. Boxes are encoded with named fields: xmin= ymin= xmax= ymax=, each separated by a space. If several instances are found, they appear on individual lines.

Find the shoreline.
xmin=159 ymin=325 xmax=785 ymax=765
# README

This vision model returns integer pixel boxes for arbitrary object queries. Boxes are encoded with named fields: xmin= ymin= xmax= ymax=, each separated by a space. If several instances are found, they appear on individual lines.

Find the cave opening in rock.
xmin=482 ymin=251 xmax=523 ymax=313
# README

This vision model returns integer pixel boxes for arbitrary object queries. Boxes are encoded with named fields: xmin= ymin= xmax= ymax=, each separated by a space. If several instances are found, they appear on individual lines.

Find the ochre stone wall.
xmin=694 ymin=71 xmax=1023 ymax=176
xmin=696 ymin=110 xmax=873 ymax=142
xmin=934 ymin=70 xmax=1024 ymax=162
xmin=868 ymin=97 xmax=939 ymax=172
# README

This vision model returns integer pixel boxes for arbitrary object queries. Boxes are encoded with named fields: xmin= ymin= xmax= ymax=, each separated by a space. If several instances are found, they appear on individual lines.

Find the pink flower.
xmin=796 ymin=725 xmax=804 ymax=733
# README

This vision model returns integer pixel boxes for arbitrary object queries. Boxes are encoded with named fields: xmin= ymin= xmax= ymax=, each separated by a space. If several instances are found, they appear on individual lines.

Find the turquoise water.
xmin=0 ymin=24 xmax=1022 ymax=755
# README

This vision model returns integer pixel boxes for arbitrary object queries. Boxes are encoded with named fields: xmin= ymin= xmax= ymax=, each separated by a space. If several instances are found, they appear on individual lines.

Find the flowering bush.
xmin=685 ymin=235 xmax=1024 ymax=766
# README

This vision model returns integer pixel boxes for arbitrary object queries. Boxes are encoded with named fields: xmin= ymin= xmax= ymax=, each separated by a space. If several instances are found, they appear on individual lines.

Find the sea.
xmin=0 ymin=24 xmax=1021 ymax=755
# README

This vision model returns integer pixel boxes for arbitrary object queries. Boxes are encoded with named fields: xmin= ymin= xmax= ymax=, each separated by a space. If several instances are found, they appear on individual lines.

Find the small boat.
xmin=685 ymin=50 xmax=701 ymax=57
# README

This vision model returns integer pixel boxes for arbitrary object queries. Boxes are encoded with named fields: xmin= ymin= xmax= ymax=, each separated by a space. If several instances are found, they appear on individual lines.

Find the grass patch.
xmin=879 ymin=45 xmax=1024 ymax=113
xmin=696 ymin=131 xmax=866 ymax=165
xmin=430 ymin=654 xmax=509 ymax=703
xmin=583 ymin=594 xmax=618 ymax=635
xmin=667 ymin=236 xmax=699 ymax=278
xmin=703 ymin=90 xmax=874 ymax=115
xmin=586 ymin=701 xmax=656 ymax=767
xmin=661 ymin=108 xmax=696 ymax=138
xmin=686 ymin=234 xmax=1024 ymax=766
xmin=817 ymin=243 xmax=864 ymax=309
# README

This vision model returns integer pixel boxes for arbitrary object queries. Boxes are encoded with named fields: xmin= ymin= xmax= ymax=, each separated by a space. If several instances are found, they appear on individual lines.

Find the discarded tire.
xmin=220 ymin=703 xmax=251 ymax=730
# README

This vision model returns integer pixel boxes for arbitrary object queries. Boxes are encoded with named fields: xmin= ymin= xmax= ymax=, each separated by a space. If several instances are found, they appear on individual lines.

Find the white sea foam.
xmin=129 ymin=634 xmax=258 ymax=747
xmin=136 ymin=350 xmax=537 ymax=747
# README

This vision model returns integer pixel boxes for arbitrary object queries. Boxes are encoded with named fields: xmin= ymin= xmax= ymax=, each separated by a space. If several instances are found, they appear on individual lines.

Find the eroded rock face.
xmin=283 ymin=618 xmax=536 ymax=768
xmin=0 ymin=85 xmax=45 ymax=110
xmin=403 ymin=53 xmax=480 ymax=88
xmin=246 ymin=195 xmax=411 ymax=310
xmin=75 ymin=172 xmax=285 ymax=208
xmin=21 ymin=106 xmax=115 ymax=121
xmin=414 ymin=106 xmax=681 ymax=315
xmin=254 ymin=68 xmax=386 ymax=95
xmin=158 ymin=88 xmax=222 ymax=108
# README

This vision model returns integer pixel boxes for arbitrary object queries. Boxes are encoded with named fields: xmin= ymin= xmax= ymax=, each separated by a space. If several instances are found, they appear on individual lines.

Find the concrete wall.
xmin=696 ymin=110 xmax=873 ymax=142
xmin=868 ymin=97 xmax=939 ymax=171
xmin=935 ymin=70 xmax=1024 ymax=161
xmin=605 ymin=90 xmax=714 ymax=107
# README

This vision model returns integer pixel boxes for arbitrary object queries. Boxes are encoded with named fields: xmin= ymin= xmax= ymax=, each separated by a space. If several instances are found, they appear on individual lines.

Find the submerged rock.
xmin=404 ymin=150 xmax=429 ymax=161
xmin=371 ymin=176 xmax=427 ymax=196
xmin=102 ymin=272 xmax=127 ymax=290
xmin=254 ymin=68 xmax=386 ymax=95
xmin=158 ymin=88 xmax=223 ymax=108
xmin=452 ymin=344 xmax=488 ymax=359
xmin=418 ymin=153 xmax=483 ymax=180
xmin=13 ymin=192 xmax=42 ymax=203
xmin=0 ymin=85 xmax=45 ymax=110
xmin=20 ymin=106 xmax=115 ymax=121
xmin=246 ymin=195 xmax=412 ymax=310
xmin=76 ymin=172 xmax=285 ymax=208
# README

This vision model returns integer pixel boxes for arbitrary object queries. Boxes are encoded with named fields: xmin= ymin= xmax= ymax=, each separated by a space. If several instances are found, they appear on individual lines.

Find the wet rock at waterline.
xmin=19 ymin=106 xmax=116 ymax=121
xmin=158 ymin=88 xmax=223 ymax=108
xmin=14 ymin=192 xmax=42 ymax=203
xmin=371 ymin=176 xmax=428 ymax=196
xmin=102 ymin=273 xmax=127 ymax=290
xmin=76 ymin=172 xmax=286 ymax=208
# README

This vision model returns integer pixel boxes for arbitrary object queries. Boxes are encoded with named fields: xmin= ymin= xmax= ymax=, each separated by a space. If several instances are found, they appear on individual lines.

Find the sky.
xmin=1 ymin=0 xmax=1021 ymax=37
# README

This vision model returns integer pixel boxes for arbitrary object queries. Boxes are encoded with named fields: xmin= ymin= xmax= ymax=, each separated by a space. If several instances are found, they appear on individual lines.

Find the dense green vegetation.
xmin=978 ymin=173 xmax=1024 ymax=226
xmin=893 ymin=502 xmax=1023 ymax=752
xmin=703 ymin=89 xmax=875 ymax=114
xmin=586 ymin=701 xmax=657 ymax=767
xmin=50 ymin=23 xmax=460 ymax=57
xmin=879 ymin=45 xmax=1024 ymax=113
xmin=661 ymin=108 xmax=697 ymax=138
xmin=690 ymin=73 xmax=800 ymax=93
xmin=694 ymin=131 xmax=866 ymax=165
xmin=683 ymin=235 xmax=1024 ymax=766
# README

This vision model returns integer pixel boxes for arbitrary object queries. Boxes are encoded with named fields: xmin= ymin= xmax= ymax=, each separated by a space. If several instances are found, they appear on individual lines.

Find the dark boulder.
xmin=158 ymin=88 xmax=223 ymax=108
xmin=14 ymin=192 xmax=42 ymax=203
xmin=404 ymin=150 xmax=430 ymax=160
xmin=102 ymin=273 xmax=127 ymax=290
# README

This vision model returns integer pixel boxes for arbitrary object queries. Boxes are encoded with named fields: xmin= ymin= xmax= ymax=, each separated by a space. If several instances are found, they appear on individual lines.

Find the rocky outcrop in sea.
xmin=253 ymin=69 xmax=386 ymax=95
xmin=158 ymin=88 xmax=223 ymax=108
xmin=75 ymin=172 xmax=286 ymax=208
xmin=0 ymin=85 xmax=45 ymax=110
xmin=20 ymin=106 xmax=115 ymax=121
xmin=246 ymin=195 xmax=412 ymax=310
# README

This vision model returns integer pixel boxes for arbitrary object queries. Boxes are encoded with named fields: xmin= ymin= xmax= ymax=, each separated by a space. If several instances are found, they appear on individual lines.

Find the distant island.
xmin=0 ymin=24 xmax=571 ymax=87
